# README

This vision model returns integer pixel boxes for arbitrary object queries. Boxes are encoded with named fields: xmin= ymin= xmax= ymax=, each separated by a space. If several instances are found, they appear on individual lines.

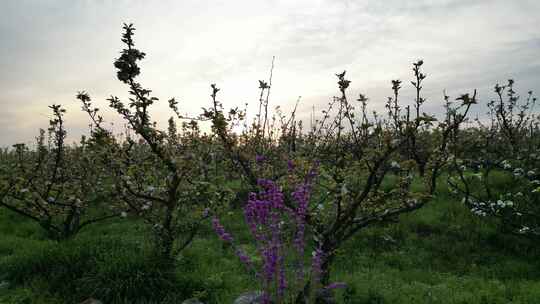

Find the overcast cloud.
xmin=1 ymin=0 xmax=539 ymax=146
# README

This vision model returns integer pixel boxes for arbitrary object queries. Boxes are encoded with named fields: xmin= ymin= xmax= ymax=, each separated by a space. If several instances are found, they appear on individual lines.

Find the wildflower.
xmin=234 ymin=248 xmax=253 ymax=269
xmin=255 ymin=154 xmax=266 ymax=164
xmin=120 ymin=211 xmax=127 ymax=218
xmin=292 ymin=181 xmax=311 ymax=256
xmin=212 ymin=163 xmax=319 ymax=301
xmin=212 ymin=217 xmax=233 ymax=243
xmin=287 ymin=159 xmax=295 ymax=172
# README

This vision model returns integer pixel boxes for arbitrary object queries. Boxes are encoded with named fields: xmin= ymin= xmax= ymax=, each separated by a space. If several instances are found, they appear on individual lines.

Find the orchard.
xmin=1 ymin=24 xmax=539 ymax=304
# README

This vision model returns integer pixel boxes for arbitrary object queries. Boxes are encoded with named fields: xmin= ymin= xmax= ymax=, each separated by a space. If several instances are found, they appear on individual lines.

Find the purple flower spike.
xmin=212 ymin=217 xmax=233 ymax=243
xmin=211 ymin=160 xmax=329 ymax=302
xmin=235 ymin=248 xmax=254 ymax=269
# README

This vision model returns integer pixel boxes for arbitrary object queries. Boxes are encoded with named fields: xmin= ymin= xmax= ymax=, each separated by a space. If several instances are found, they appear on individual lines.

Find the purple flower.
xmin=211 ymin=161 xmax=327 ymax=301
xmin=292 ymin=183 xmax=309 ymax=256
xmin=235 ymin=248 xmax=254 ymax=270
xmin=261 ymin=292 xmax=271 ymax=304
xmin=256 ymin=154 xmax=266 ymax=164
xmin=278 ymin=253 xmax=287 ymax=297
xmin=325 ymin=282 xmax=347 ymax=290
xmin=262 ymin=244 xmax=279 ymax=284
xmin=212 ymin=217 xmax=233 ymax=243
xmin=287 ymin=159 xmax=295 ymax=172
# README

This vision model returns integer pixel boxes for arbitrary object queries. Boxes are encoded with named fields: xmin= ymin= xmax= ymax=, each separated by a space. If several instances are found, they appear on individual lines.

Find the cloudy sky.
xmin=1 ymin=0 xmax=539 ymax=147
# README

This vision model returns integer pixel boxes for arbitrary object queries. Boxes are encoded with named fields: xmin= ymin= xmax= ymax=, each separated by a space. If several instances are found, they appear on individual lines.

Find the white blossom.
xmin=340 ymin=184 xmax=349 ymax=196
xmin=518 ymin=226 xmax=530 ymax=234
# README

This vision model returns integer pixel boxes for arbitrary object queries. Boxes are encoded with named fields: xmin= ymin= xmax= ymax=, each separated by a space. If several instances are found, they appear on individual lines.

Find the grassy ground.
xmin=1 ymin=190 xmax=539 ymax=303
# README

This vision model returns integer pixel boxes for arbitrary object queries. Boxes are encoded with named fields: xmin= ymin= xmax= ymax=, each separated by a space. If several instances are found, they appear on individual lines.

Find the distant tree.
xmin=0 ymin=105 xmax=119 ymax=240
xmin=207 ymin=60 xmax=476 ymax=300
xmin=448 ymin=80 xmax=540 ymax=238
xmin=77 ymin=24 xmax=230 ymax=260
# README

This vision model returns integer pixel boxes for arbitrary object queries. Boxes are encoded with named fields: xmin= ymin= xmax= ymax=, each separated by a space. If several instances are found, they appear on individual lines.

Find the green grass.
xmin=1 ymin=188 xmax=539 ymax=303
xmin=330 ymin=195 xmax=540 ymax=303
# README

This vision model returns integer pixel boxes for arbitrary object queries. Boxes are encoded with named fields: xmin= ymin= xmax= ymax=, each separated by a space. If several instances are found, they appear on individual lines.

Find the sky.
xmin=1 ymin=0 xmax=539 ymax=147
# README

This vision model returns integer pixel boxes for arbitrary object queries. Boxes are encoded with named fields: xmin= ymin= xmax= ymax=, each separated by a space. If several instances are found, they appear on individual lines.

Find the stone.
xmin=316 ymin=288 xmax=337 ymax=304
xmin=233 ymin=291 xmax=266 ymax=304
xmin=0 ymin=280 xmax=9 ymax=289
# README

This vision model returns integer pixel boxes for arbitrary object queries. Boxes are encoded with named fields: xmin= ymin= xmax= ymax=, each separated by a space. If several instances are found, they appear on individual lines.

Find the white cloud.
xmin=0 ymin=0 xmax=539 ymax=146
